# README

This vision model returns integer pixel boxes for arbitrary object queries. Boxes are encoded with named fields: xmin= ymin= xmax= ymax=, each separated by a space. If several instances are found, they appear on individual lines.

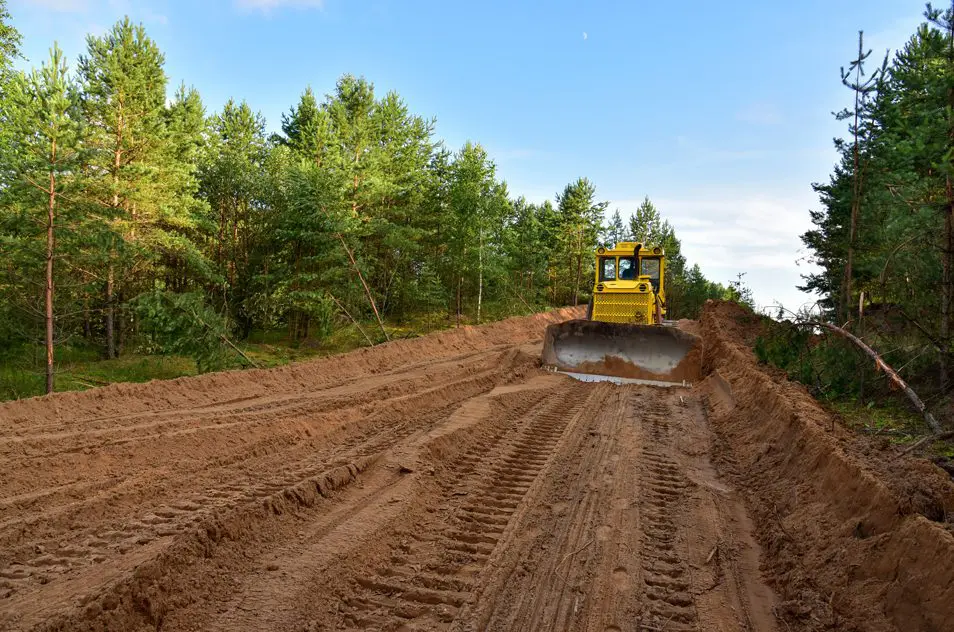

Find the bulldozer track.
xmin=635 ymin=398 xmax=697 ymax=629
xmin=337 ymin=383 xmax=594 ymax=630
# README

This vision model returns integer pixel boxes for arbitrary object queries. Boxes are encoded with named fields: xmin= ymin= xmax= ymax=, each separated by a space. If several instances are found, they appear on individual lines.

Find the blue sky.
xmin=7 ymin=0 xmax=930 ymax=311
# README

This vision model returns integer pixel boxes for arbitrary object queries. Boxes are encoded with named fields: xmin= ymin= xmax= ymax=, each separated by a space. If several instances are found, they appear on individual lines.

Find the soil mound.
xmin=699 ymin=299 xmax=954 ymax=631
xmin=0 ymin=306 xmax=582 ymax=427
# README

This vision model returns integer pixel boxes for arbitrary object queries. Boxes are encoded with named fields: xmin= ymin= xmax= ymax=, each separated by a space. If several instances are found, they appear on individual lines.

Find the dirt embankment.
xmin=699 ymin=300 xmax=954 ymax=632
xmin=1 ymin=302 xmax=952 ymax=632
xmin=0 ymin=307 xmax=581 ymax=427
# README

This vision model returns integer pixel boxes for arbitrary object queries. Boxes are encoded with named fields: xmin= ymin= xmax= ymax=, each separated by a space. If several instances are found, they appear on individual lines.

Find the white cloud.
xmin=22 ymin=0 xmax=89 ymax=11
xmin=143 ymin=8 xmax=168 ymax=24
xmin=865 ymin=13 xmax=925 ymax=62
xmin=235 ymin=0 xmax=324 ymax=12
xmin=489 ymin=147 xmax=551 ymax=162
xmin=610 ymin=190 xmax=823 ymax=312
xmin=674 ymin=135 xmax=770 ymax=162
xmin=736 ymin=101 xmax=783 ymax=126
xmin=582 ymin=31 xmax=588 ymax=40
xmin=15 ymin=0 xmax=167 ymax=24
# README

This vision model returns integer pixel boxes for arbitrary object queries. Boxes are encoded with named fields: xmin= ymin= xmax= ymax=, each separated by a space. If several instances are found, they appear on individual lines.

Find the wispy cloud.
xmin=490 ymin=148 xmax=551 ymax=162
xmin=17 ymin=0 xmax=167 ymax=25
xmin=674 ymin=135 xmax=769 ymax=162
xmin=143 ymin=8 xmax=168 ymax=25
xmin=610 ymin=190 xmax=822 ymax=311
xmin=24 ymin=0 xmax=90 ymax=12
xmin=736 ymin=101 xmax=783 ymax=126
xmin=235 ymin=0 xmax=324 ymax=12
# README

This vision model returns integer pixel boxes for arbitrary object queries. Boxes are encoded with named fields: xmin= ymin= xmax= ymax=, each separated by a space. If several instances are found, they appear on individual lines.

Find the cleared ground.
xmin=0 ymin=305 xmax=951 ymax=631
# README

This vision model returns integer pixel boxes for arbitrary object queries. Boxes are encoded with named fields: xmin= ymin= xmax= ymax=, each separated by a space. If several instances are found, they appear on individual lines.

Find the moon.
xmin=583 ymin=31 xmax=588 ymax=40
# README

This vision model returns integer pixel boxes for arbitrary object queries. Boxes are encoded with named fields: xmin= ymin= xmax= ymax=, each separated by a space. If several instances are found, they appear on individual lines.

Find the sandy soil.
xmin=0 ymin=304 xmax=950 ymax=631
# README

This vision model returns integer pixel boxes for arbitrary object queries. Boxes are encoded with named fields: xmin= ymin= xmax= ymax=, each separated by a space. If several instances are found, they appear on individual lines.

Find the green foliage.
xmin=0 ymin=8 xmax=735 ymax=401
xmin=133 ymin=290 xmax=231 ymax=373
xmin=754 ymin=321 xmax=817 ymax=385
xmin=801 ymin=5 xmax=954 ymax=408
xmin=603 ymin=209 xmax=628 ymax=246
xmin=554 ymin=177 xmax=607 ymax=306
xmin=727 ymin=273 xmax=756 ymax=311
xmin=0 ymin=0 xmax=21 ymax=157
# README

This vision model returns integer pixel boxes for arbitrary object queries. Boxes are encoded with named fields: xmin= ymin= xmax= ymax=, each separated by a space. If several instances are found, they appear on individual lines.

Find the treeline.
xmin=785 ymin=4 xmax=954 ymax=411
xmin=0 ymin=6 xmax=731 ymax=392
xmin=604 ymin=198 xmax=746 ymax=317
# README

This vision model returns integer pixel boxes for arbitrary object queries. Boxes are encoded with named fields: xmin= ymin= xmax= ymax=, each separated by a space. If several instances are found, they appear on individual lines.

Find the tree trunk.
xmin=476 ymin=229 xmax=483 ymax=324
xmin=842 ymin=32 xmax=866 ymax=323
xmin=456 ymin=275 xmax=462 ymax=328
xmin=106 ymin=112 xmax=122 ymax=361
xmin=336 ymin=232 xmax=389 ymax=342
xmin=806 ymin=319 xmax=940 ymax=433
xmin=574 ymin=254 xmax=582 ymax=307
xmin=942 ymin=176 xmax=953 ymax=390
xmin=82 ymin=297 xmax=91 ymax=340
xmin=288 ymin=310 xmax=298 ymax=344
xmin=105 ymin=263 xmax=115 ymax=360
xmin=45 ymin=143 xmax=57 ymax=395
xmin=116 ymin=288 xmax=124 ymax=357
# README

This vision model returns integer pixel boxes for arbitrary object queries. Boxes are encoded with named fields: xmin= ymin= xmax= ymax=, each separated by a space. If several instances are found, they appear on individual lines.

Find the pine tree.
xmin=162 ymin=84 xmax=214 ymax=291
xmin=556 ymin=178 xmax=607 ymax=306
xmin=5 ymin=45 xmax=82 ymax=393
xmin=78 ymin=18 xmax=174 ymax=358
xmin=0 ymin=0 xmax=17 ymax=73
xmin=604 ymin=209 xmax=628 ymax=246
xmin=0 ymin=0 xmax=22 ymax=171
xmin=281 ymin=87 xmax=336 ymax=168
xmin=447 ymin=142 xmax=510 ymax=323
xmin=200 ymin=98 xmax=269 ymax=335
xmin=925 ymin=2 xmax=954 ymax=388
xmin=836 ymin=31 xmax=888 ymax=322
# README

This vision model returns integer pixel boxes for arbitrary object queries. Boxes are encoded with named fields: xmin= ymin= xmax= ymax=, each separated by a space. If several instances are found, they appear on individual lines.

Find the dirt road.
xmin=0 ymin=305 xmax=951 ymax=631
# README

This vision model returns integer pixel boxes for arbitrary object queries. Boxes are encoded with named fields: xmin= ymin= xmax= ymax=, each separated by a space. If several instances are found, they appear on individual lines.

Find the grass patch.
xmin=0 ymin=307 xmax=535 ymax=402
xmin=828 ymin=399 xmax=930 ymax=444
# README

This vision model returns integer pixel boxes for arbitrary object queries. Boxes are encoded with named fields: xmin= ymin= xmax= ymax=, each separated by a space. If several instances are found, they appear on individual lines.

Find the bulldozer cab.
xmin=592 ymin=242 xmax=666 ymax=325
xmin=541 ymin=241 xmax=700 ymax=386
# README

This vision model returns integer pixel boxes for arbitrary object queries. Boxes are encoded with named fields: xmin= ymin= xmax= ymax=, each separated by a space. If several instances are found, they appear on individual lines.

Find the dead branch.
xmin=801 ymin=320 xmax=940 ymax=433
xmin=898 ymin=430 xmax=954 ymax=457
xmin=327 ymin=293 xmax=374 ymax=347
xmin=183 ymin=305 xmax=260 ymax=369
xmin=336 ymin=232 xmax=389 ymax=343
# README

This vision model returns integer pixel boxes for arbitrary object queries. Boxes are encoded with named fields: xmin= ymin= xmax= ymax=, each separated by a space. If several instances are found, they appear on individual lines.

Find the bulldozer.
xmin=541 ymin=242 xmax=701 ymax=386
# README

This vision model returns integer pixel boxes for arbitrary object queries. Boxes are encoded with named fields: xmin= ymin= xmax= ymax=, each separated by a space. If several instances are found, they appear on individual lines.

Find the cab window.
xmin=618 ymin=257 xmax=636 ymax=280
xmin=641 ymin=257 xmax=661 ymax=289
xmin=599 ymin=257 xmax=616 ymax=281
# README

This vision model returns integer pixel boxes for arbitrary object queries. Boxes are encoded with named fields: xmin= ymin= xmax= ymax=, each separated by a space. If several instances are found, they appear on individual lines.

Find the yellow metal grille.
xmin=592 ymin=293 xmax=653 ymax=324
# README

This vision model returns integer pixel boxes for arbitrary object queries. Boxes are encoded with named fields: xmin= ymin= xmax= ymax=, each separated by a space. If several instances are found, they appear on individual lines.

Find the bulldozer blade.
xmin=540 ymin=319 xmax=701 ymax=386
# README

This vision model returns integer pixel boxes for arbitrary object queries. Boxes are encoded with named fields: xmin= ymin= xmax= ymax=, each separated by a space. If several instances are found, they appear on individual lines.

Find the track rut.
xmin=0 ymin=310 xmax=781 ymax=632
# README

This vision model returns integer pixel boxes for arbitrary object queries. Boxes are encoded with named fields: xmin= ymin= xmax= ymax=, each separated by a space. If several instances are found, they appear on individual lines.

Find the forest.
xmin=0 ymin=2 xmax=737 ymax=399
xmin=759 ymin=3 xmax=954 ymax=432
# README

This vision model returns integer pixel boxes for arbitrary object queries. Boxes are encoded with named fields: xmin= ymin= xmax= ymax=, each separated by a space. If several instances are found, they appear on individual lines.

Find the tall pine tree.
xmin=4 ymin=45 xmax=81 ymax=393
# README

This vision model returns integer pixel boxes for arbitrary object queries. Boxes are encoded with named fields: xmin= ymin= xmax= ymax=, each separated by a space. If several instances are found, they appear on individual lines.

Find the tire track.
xmin=336 ymin=381 xmax=594 ymax=631
xmin=635 ymin=394 xmax=697 ymax=630
xmin=0 ymin=349 xmax=539 ymax=621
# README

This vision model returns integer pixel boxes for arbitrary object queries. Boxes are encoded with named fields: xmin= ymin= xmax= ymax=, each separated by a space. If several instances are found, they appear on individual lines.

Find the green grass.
xmin=828 ymin=398 xmax=933 ymax=444
xmin=0 ymin=345 xmax=200 ymax=400
xmin=0 ymin=307 xmax=530 ymax=402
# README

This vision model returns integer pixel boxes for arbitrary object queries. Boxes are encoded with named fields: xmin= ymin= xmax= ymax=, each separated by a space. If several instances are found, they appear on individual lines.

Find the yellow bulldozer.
xmin=541 ymin=242 xmax=701 ymax=385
